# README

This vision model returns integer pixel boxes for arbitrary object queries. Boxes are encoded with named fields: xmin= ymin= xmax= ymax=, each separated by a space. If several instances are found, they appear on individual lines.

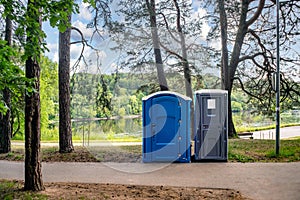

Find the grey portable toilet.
xmin=194 ymin=89 xmax=228 ymax=161
xmin=142 ymin=91 xmax=191 ymax=163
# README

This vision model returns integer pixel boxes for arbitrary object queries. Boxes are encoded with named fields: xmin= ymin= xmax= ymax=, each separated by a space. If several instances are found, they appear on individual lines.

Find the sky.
xmin=44 ymin=1 xmax=114 ymax=74
xmin=43 ymin=0 xmax=214 ymax=75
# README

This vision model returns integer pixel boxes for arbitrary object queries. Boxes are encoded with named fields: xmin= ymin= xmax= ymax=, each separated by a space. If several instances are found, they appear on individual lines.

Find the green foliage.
xmin=231 ymin=91 xmax=247 ymax=112
xmin=0 ymin=0 xmax=25 ymax=24
xmin=7 ymin=0 xmax=79 ymax=62
xmin=0 ymin=40 xmax=30 ymax=139
xmin=71 ymin=72 xmax=147 ymax=118
xmin=40 ymin=57 xmax=59 ymax=136
xmin=129 ymin=95 xmax=141 ymax=115
xmin=96 ymin=75 xmax=114 ymax=118
xmin=71 ymin=73 xmax=99 ymax=118
xmin=0 ymin=40 xmax=31 ymax=115
xmin=9 ymin=56 xmax=59 ymax=140
xmin=69 ymin=118 xmax=142 ymax=142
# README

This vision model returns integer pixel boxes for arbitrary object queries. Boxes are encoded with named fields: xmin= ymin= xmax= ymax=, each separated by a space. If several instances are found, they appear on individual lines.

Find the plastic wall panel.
xmin=142 ymin=91 xmax=191 ymax=163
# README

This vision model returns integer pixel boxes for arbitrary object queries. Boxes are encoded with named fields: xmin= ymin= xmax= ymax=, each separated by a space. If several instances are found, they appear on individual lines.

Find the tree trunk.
xmin=0 ymin=89 xmax=11 ymax=153
xmin=59 ymin=14 xmax=74 ymax=153
xmin=24 ymin=57 xmax=44 ymax=191
xmin=24 ymin=0 xmax=44 ymax=191
xmin=219 ymin=0 xmax=253 ymax=137
xmin=0 ymin=14 xmax=13 ymax=154
xmin=173 ymin=0 xmax=194 ymax=139
xmin=146 ymin=0 xmax=169 ymax=91
xmin=227 ymin=1 xmax=250 ymax=137
xmin=218 ymin=0 xmax=236 ymax=137
xmin=173 ymin=0 xmax=192 ymax=99
xmin=227 ymin=88 xmax=236 ymax=137
xmin=218 ymin=0 xmax=229 ymax=90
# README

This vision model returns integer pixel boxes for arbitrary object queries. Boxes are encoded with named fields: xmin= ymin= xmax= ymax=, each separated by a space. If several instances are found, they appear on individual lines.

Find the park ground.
xmin=1 ymin=179 xmax=247 ymax=199
xmin=1 ymin=135 xmax=299 ymax=199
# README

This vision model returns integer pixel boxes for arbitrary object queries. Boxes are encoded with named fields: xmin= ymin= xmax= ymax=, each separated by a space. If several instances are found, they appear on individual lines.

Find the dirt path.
xmin=1 ymin=160 xmax=299 ymax=200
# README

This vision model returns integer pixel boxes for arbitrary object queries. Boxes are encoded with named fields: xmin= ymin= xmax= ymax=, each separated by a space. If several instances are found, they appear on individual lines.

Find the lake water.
xmin=72 ymin=117 xmax=142 ymax=141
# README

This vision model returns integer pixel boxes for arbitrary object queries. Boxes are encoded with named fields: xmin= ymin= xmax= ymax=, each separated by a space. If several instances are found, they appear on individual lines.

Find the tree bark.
xmin=172 ymin=0 xmax=193 ymax=99
xmin=0 ymin=13 xmax=13 ymax=154
xmin=24 ymin=0 xmax=44 ymax=191
xmin=24 ymin=58 xmax=44 ymax=191
xmin=59 ymin=14 xmax=74 ymax=153
xmin=218 ymin=0 xmax=229 ymax=90
xmin=0 ymin=88 xmax=11 ymax=153
xmin=227 ymin=2 xmax=249 ymax=137
xmin=172 ymin=0 xmax=194 ymax=139
xmin=218 ymin=0 xmax=236 ymax=137
xmin=146 ymin=0 xmax=169 ymax=91
xmin=219 ymin=0 xmax=265 ymax=137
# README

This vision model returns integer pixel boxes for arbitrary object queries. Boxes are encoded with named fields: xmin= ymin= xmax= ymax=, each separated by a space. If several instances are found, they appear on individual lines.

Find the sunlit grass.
xmin=0 ymin=180 xmax=47 ymax=200
xmin=228 ymin=139 xmax=300 ymax=162
xmin=4 ymin=139 xmax=300 ymax=163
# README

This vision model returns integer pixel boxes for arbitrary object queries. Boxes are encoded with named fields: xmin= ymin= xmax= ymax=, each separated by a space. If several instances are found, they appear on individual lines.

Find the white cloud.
xmin=70 ymin=43 xmax=83 ymax=60
xmin=191 ymin=7 xmax=210 ymax=40
xmin=71 ymin=20 xmax=107 ymax=45
xmin=78 ymin=2 xmax=93 ymax=21
xmin=191 ymin=0 xmax=201 ymax=10
xmin=209 ymin=38 xmax=221 ymax=51
xmin=70 ymin=43 xmax=109 ymax=74
xmin=53 ymin=52 xmax=59 ymax=63
xmin=72 ymin=20 xmax=94 ymax=39
xmin=45 ymin=43 xmax=58 ymax=62
xmin=46 ymin=43 xmax=58 ymax=53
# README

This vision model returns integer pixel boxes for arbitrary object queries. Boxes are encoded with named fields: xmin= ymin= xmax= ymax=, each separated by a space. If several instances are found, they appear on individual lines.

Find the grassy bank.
xmin=2 ymin=138 xmax=300 ymax=163
xmin=11 ymin=123 xmax=300 ymax=142
xmin=0 ymin=180 xmax=47 ymax=200
xmin=228 ymin=139 xmax=300 ymax=162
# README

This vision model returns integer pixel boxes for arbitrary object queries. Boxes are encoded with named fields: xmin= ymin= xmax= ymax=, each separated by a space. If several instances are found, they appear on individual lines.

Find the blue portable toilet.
xmin=194 ymin=89 xmax=228 ymax=161
xmin=142 ymin=91 xmax=191 ymax=163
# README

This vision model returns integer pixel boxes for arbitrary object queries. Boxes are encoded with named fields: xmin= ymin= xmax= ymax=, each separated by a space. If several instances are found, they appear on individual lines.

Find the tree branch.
xmin=157 ymin=12 xmax=181 ymax=43
xmin=234 ymin=77 xmax=264 ymax=102
xmin=246 ymin=0 xmax=265 ymax=27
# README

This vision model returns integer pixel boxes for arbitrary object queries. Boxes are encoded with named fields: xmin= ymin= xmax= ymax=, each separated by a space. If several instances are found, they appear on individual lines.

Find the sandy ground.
xmin=41 ymin=182 xmax=247 ymax=200
xmin=0 ymin=179 xmax=247 ymax=200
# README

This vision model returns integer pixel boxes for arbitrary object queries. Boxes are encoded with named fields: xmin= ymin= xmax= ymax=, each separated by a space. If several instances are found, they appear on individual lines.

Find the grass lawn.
xmin=1 ymin=138 xmax=300 ymax=163
xmin=0 ymin=180 xmax=47 ymax=200
xmin=228 ymin=139 xmax=300 ymax=162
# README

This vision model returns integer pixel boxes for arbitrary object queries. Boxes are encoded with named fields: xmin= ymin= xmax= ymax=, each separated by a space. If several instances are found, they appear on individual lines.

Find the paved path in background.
xmin=1 ymin=161 xmax=299 ymax=200
xmin=251 ymin=126 xmax=300 ymax=140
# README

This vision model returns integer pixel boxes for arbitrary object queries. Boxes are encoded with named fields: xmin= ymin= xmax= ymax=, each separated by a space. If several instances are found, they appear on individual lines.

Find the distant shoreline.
xmin=48 ymin=115 xmax=142 ymax=123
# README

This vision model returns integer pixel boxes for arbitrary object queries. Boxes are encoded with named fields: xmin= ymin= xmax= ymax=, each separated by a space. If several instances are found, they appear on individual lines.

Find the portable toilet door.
xmin=194 ymin=89 xmax=228 ymax=161
xmin=142 ymin=91 xmax=191 ymax=163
